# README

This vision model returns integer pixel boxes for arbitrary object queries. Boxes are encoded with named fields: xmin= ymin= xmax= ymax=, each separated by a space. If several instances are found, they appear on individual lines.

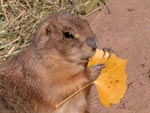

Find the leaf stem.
xmin=55 ymin=81 xmax=94 ymax=109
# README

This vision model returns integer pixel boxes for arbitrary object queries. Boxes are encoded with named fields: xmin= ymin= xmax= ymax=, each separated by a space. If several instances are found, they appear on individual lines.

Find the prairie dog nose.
xmin=86 ymin=37 xmax=97 ymax=50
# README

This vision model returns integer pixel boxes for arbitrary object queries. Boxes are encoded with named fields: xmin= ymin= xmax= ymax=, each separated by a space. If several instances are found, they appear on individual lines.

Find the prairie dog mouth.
xmin=78 ymin=51 xmax=95 ymax=65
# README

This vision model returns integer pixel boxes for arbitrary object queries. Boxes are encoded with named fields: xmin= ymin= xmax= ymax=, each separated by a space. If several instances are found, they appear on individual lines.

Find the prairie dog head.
xmin=33 ymin=13 xmax=97 ymax=65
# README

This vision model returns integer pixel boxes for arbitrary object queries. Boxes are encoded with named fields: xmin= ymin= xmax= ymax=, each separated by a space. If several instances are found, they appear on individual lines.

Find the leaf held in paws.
xmin=88 ymin=49 xmax=128 ymax=107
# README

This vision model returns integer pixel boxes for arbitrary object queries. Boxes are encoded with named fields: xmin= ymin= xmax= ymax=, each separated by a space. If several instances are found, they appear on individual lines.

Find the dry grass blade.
xmin=0 ymin=38 xmax=20 ymax=50
xmin=83 ymin=6 xmax=102 ymax=18
xmin=60 ymin=0 xmax=65 ymax=6
xmin=0 ymin=0 xmax=8 ymax=21
xmin=5 ymin=45 xmax=16 ymax=58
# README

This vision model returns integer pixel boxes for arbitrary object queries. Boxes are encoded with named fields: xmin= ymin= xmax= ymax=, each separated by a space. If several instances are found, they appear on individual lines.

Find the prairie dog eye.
xmin=63 ymin=32 xmax=74 ymax=39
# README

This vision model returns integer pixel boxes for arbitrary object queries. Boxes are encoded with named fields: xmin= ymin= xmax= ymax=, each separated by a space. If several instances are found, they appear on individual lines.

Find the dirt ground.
xmin=87 ymin=0 xmax=150 ymax=113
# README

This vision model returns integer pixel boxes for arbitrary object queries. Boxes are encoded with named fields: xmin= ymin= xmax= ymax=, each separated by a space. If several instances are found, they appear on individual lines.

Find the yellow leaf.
xmin=88 ymin=49 xmax=110 ymax=67
xmin=87 ymin=49 xmax=128 ymax=107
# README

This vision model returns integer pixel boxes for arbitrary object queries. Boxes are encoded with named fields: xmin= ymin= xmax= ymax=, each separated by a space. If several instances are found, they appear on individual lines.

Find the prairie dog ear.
xmin=36 ymin=21 xmax=52 ymax=38
xmin=45 ymin=25 xmax=52 ymax=36
xmin=33 ymin=20 xmax=54 ymax=48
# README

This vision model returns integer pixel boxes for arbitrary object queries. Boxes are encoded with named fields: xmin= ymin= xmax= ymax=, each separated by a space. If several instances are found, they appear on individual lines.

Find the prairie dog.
xmin=0 ymin=13 xmax=101 ymax=113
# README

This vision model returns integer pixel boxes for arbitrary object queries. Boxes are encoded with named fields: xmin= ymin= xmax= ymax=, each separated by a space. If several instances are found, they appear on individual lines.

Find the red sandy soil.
xmin=87 ymin=0 xmax=150 ymax=113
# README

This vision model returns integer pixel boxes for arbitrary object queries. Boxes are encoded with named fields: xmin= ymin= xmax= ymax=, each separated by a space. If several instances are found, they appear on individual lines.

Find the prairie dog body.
xmin=0 ymin=13 xmax=101 ymax=113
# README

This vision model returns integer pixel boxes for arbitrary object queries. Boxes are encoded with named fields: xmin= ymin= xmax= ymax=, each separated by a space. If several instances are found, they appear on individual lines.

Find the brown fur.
xmin=0 ymin=13 xmax=101 ymax=113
